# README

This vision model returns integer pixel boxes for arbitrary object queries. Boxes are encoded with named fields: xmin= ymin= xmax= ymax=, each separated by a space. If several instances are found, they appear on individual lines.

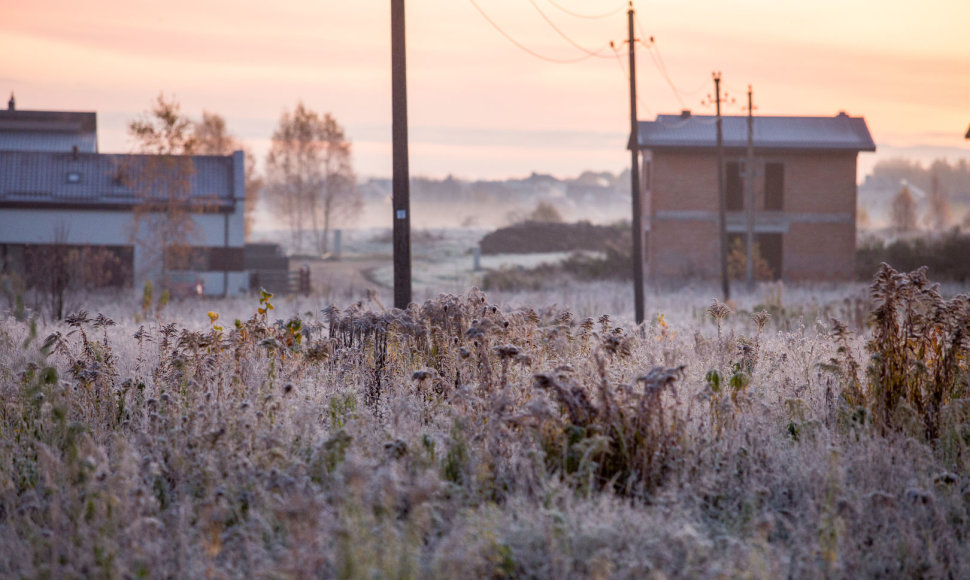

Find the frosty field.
xmin=1 ymin=266 xmax=969 ymax=578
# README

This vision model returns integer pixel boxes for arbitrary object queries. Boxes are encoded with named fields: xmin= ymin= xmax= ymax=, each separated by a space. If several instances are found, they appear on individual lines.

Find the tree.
xmin=527 ymin=200 xmax=564 ymax=223
xmin=127 ymin=94 xmax=199 ymax=285
xmin=925 ymin=171 xmax=951 ymax=230
xmin=194 ymin=111 xmax=263 ymax=239
xmin=891 ymin=182 xmax=918 ymax=234
xmin=264 ymin=103 xmax=360 ymax=255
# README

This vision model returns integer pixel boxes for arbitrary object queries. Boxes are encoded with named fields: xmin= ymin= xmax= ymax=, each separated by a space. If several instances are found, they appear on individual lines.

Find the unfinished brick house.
xmin=634 ymin=111 xmax=875 ymax=281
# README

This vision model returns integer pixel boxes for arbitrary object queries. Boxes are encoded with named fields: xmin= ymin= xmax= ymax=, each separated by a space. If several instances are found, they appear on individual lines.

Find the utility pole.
xmin=628 ymin=1 xmax=645 ymax=325
xmin=391 ymin=0 xmax=412 ymax=309
xmin=714 ymin=72 xmax=730 ymax=300
xmin=745 ymin=85 xmax=755 ymax=288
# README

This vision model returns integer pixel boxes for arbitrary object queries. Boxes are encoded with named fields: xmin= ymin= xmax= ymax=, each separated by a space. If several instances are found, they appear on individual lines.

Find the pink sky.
xmin=2 ymin=0 xmax=969 ymax=180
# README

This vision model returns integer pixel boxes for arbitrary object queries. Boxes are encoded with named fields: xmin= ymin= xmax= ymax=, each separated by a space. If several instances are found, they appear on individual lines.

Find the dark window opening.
xmin=758 ymin=233 xmax=783 ymax=279
xmin=765 ymin=163 xmax=784 ymax=210
xmin=726 ymin=233 xmax=783 ymax=280
xmin=726 ymin=162 xmax=743 ymax=210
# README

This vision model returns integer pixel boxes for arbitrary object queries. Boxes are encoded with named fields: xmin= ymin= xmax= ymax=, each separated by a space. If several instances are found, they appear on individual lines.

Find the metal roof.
xmin=0 ymin=110 xmax=98 ymax=153
xmin=0 ymin=151 xmax=236 ymax=209
xmin=0 ymin=132 xmax=98 ymax=153
xmin=634 ymin=112 xmax=876 ymax=152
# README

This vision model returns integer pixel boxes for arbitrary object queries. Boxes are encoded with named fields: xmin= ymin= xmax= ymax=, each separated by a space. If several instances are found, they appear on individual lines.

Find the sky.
xmin=2 ymin=0 xmax=969 ymax=181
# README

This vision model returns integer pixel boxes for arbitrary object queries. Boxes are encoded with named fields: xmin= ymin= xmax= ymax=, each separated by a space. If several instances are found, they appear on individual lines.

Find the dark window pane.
xmin=765 ymin=163 xmax=784 ymax=210
xmin=757 ymin=233 xmax=783 ymax=279
xmin=726 ymin=162 xmax=743 ymax=210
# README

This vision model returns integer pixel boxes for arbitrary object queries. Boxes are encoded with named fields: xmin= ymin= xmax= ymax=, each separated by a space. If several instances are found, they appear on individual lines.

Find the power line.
xmin=528 ymin=0 xmax=614 ymax=58
xmin=644 ymin=43 xmax=686 ymax=108
xmin=632 ymin=11 xmax=707 ymax=109
xmin=542 ymin=0 xmax=627 ymax=20
xmin=611 ymin=41 xmax=651 ymax=117
xmin=649 ymin=41 xmax=707 ymax=96
xmin=633 ymin=14 xmax=687 ymax=108
xmin=469 ymin=0 xmax=605 ymax=64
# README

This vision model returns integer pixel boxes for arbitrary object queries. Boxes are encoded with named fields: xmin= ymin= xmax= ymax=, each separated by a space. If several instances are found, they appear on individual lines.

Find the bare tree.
xmin=264 ymin=103 xmax=360 ymax=255
xmin=194 ymin=110 xmax=262 ymax=239
xmin=127 ymin=94 xmax=199 ymax=285
xmin=891 ymin=182 xmax=918 ymax=234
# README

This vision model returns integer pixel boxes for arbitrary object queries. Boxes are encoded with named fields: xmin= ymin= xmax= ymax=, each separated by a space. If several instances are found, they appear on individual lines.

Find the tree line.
xmin=872 ymin=158 xmax=970 ymax=234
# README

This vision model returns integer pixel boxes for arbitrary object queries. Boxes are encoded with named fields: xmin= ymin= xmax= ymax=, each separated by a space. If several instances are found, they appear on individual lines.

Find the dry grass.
xmin=1 ymin=272 xmax=969 ymax=578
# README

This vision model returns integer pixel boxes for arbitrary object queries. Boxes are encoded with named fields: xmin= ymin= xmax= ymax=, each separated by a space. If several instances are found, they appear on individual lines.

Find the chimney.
xmin=7 ymin=92 xmax=14 ymax=111
xmin=72 ymin=145 xmax=79 ymax=160
xmin=680 ymin=109 xmax=691 ymax=119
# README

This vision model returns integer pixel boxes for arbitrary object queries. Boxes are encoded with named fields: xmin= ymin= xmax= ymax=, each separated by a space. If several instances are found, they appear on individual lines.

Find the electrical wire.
xmin=528 ymin=0 xmax=615 ymax=58
xmin=542 ymin=0 xmax=627 ymax=20
xmin=649 ymin=41 xmax=707 ymax=96
xmin=631 ymin=10 xmax=708 ymax=109
xmin=723 ymin=80 xmax=754 ymax=111
xmin=644 ymin=46 xmax=686 ymax=109
xmin=469 ymin=0 xmax=604 ymax=64
xmin=632 ymin=14 xmax=686 ymax=108
xmin=612 ymin=41 xmax=652 ymax=117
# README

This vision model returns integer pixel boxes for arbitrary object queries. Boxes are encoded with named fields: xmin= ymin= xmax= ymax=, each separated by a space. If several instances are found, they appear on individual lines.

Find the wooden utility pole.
xmin=391 ymin=0 xmax=412 ymax=309
xmin=714 ymin=72 xmax=730 ymax=300
xmin=745 ymin=85 xmax=755 ymax=287
xmin=628 ymin=1 xmax=645 ymax=325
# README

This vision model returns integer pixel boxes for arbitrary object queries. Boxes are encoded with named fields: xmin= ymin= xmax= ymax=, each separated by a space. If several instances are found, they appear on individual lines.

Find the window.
xmin=765 ymin=162 xmax=784 ymax=210
xmin=66 ymin=171 xmax=81 ymax=184
xmin=757 ymin=233 xmax=783 ymax=279
xmin=726 ymin=233 xmax=783 ymax=280
xmin=726 ymin=162 xmax=743 ymax=210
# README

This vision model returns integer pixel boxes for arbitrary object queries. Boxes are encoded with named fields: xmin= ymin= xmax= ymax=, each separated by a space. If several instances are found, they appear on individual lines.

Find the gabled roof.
xmin=634 ymin=112 xmax=876 ymax=152
xmin=0 ymin=151 xmax=237 ymax=210
xmin=0 ymin=109 xmax=98 ymax=153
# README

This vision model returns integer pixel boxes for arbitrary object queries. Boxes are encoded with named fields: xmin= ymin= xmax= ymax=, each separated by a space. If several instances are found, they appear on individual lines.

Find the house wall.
xmin=0 ymin=206 xmax=247 ymax=295
xmin=645 ymin=149 xmax=858 ymax=281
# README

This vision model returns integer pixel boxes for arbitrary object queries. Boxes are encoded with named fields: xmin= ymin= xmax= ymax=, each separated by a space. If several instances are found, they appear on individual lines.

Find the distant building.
xmin=633 ymin=111 xmax=876 ymax=281
xmin=0 ymin=99 xmax=247 ymax=296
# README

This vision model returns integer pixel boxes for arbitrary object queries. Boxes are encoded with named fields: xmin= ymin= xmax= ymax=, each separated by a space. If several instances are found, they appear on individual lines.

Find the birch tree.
xmin=264 ymin=103 xmax=360 ymax=254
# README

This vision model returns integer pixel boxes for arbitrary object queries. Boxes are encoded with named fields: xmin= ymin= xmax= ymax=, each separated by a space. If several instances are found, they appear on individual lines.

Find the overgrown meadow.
xmin=2 ymin=266 xmax=969 ymax=578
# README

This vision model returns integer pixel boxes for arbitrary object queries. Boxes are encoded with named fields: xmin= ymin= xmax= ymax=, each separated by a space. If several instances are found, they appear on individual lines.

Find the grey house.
xmin=0 ymin=100 xmax=247 ymax=296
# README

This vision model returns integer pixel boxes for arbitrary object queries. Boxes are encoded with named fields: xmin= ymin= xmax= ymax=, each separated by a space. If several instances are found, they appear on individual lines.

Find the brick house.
xmin=634 ymin=111 xmax=875 ymax=281
xmin=0 ymin=100 xmax=248 ymax=296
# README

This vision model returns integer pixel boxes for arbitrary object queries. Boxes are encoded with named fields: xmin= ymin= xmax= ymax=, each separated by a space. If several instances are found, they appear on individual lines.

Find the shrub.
xmin=833 ymin=263 xmax=970 ymax=440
